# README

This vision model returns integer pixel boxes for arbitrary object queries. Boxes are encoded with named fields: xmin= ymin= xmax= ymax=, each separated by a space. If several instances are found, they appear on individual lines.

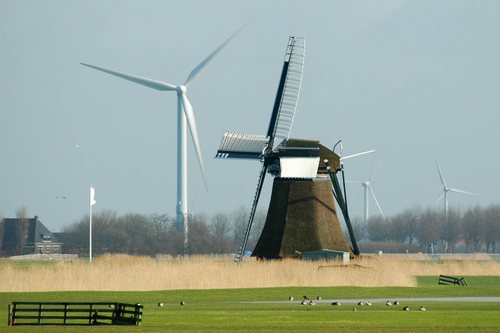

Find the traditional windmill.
xmin=215 ymin=37 xmax=359 ymax=261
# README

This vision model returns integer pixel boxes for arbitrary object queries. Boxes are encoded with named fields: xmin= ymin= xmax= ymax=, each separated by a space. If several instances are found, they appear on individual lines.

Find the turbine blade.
xmin=369 ymin=161 xmax=383 ymax=182
xmin=369 ymin=187 xmax=385 ymax=218
xmin=433 ymin=192 xmax=444 ymax=207
xmin=81 ymin=63 xmax=176 ymax=91
xmin=449 ymin=188 xmax=478 ymax=196
xmin=183 ymin=24 xmax=247 ymax=86
xmin=340 ymin=150 xmax=375 ymax=161
xmin=179 ymin=94 xmax=207 ymax=190
xmin=434 ymin=159 xmax=447 ymax=187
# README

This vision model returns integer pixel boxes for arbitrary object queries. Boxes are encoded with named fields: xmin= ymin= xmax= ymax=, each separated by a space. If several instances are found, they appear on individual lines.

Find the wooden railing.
xmin=438 ymin=274 xmax=468 ymax=286
xmin=8 ymin=302 xmax=142 ymax=326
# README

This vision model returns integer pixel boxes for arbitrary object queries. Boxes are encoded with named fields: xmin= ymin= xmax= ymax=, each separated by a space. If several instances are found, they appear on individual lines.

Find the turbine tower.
xmin=434 ymin=159 xmax=477 ymax=220
xmin=81 ymin=28 xmax=242 ymax=252
xmin=348 ymin=165 xmax=384 ymax=225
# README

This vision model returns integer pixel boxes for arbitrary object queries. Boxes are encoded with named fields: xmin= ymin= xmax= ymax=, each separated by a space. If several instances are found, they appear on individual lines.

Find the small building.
xmin=0 ymin=216 xmax=63 ymax=256
xmin=299 ymin=249 xmax=350 ymax=264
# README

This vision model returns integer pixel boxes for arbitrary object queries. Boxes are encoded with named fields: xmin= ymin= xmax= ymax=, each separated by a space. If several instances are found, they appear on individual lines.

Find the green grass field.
xmin=1 ymin=276 xmax=500 ymax=332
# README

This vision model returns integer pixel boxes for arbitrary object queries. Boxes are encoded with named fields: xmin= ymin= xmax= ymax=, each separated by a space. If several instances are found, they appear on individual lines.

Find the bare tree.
xmin=15 ymin=206 xmax=29 ymax=255
xmin=247 ymin=209 xmax=267 ymax=251
xmin=484 ymin=204 xmax=500 ymax=253
xmin=388 ymin=213 xmax=408 ymax=243
xmin=350 ymin=216 xmax=366 ymax=241
xmin=150 ymin=213 xmax=177 ymax=255
xmin=187 ymin=213 xmax=211 ymax=254
xmin=0 ymin=214 xmax=4 ymax=255
xmin=415 ymin=208 xmax=440 ymax=253
xmin=462 ymin=206 xmax=485 ymax=253
xmin=230 ymin=206 xmax=248 ymax=252
xmin=439 ymin=208 xmax=462 ymax=253
xmin=209 ymin=212 xmax=232 ymax=253
xmin=367 ymin=215 xmax=388 ymax=241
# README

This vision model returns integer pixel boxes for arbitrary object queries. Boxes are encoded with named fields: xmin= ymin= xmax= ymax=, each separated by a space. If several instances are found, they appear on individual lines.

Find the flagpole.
xmin=89 ymin=185 xmax=93 ymax=263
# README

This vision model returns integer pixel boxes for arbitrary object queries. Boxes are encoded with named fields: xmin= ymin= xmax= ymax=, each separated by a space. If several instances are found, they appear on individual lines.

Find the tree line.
xmin=61 ymin=204 xmax=500 ymax=256
xmin=3 ymin=203 xmax=500 ymax=257
xmin=62 ymin=207 xmax=267 ymax=256
xmin=353 ymin=204 xmax=500 ymax=253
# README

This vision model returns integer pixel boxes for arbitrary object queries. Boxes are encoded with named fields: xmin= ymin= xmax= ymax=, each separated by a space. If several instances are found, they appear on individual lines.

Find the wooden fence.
xmin=438 ymin=274 xmax=468 ymax=286
xmin=8 ymin=301 xmax=143 ymax=326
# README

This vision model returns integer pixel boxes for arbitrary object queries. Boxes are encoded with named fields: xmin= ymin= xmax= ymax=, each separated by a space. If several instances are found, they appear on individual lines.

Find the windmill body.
xmin=216 ymin=37 xmax=359 ymax=261
xmin=81 ymin=28 xmax=242 ymax=251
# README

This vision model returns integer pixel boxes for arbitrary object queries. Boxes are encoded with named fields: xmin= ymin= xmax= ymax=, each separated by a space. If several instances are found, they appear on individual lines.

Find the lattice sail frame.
xmin=215 ymin=37 xmax=306 ymax=159
xmin=268 ymin=36 xmax=305 ymax=149
xmin=215 ymin=132 xmax=269 ymax=159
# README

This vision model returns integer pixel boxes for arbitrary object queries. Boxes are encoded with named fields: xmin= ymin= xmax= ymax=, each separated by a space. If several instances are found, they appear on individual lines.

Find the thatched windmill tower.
xmin=215 ymin=37 xmax=359 ymax=261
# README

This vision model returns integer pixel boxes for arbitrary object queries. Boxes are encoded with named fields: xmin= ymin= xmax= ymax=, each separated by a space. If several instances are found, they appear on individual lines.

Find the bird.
xmin=366 ymin=301 xmax=372 ymax=306
xmin=316 ymin=296 xmax=322 ymax=301
xmin=303 ymin=296 xmax=310 ymax=300
xmin=331 ymin=302 xmax=341 ymax=306
xmin=403 ymin=306 xmax=410 ymax=311
xmin=157 ymin=302 xmax=164 ymax=307
xmin=353 ymin=307 xmax=357 ymax=312
xmin=393 ymin=301 xmax=400 ymax=305
xmin=301 ymin=300 xmax=308 ymax=305
xmin=180 ymin=301 xmax=185 ymax=306
xmin=419 ymin=306 xmax=426 ymax=311
xmin=288 ymin=296 xmax=294 ymax=301
xmin=308 ymin=301 xmax=316 ymax=306
xmin=385 ymin=301 xmax=392 ymax=306
xmin=358 ymin=301 xmax=365 ymax=306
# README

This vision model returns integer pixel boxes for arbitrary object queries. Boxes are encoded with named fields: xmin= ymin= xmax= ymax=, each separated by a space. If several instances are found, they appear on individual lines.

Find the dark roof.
xmin=2 ymin=216 xmax=61 ymax=246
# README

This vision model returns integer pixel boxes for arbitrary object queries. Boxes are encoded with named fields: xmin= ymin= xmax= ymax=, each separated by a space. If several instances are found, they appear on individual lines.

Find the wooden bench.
xmin=8 ymin=302 xmax=143 ymax=326
xmin=438 ymin=274 xmax=468 ymax=286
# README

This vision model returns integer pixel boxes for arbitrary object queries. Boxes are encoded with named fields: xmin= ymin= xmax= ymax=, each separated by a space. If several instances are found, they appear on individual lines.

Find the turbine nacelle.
xmin=434 ymin=159 xmax=478 ymax=220
xmin=176 ymin=85 xmax=187 ymax=96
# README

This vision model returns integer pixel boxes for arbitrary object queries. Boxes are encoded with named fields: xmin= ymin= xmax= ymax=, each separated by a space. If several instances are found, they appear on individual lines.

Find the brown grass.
xmin=1 ymin=254 xmax=499 ymax=292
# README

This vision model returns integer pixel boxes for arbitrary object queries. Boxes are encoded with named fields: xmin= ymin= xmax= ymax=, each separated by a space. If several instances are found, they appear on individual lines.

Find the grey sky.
xmin=1 ymin=0 xmax=499 ymax=231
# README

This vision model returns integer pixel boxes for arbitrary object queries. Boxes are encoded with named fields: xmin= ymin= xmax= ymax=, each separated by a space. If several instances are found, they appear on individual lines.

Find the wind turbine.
xmin=81 ymin=27 xmax=242 ymax=252
xmin=348 ymin=163 xmax=384 ymax=225
xmin=434 ymin=159 xmax=477 ymax=220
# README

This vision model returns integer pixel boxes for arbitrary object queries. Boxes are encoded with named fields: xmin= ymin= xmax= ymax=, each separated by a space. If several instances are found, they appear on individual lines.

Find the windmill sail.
xmin=215 ymin=132 xmax=269 ymax=159
xmin=267 ymin=37 xmax=305 ymax=148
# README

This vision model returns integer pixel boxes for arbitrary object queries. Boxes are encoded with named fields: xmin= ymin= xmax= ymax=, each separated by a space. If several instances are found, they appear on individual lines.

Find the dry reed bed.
xmin=1 ymin=254 xmax=499 ymax=292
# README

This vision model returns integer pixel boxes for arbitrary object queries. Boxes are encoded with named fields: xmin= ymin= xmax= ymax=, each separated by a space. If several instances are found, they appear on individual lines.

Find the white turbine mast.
xmin=81 ymin=27 xmax=244 ymax=252
xmin=339 ymin=147 xmax=381 ymax=225
xmin=434 ymin=159 xmax=477 ymax=220
xmin=347 ymin=160 xmax=384 ymax=225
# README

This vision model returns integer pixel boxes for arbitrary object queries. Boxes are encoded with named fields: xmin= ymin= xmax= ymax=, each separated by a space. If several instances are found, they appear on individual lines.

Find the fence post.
xmin=64 ymin=304 xmax=68 ymax=325
xmin=135 ymin=303 xmax=142 ymax=326
xmin=8 ymin=304 xmax=12 ymax=326
xmin=38 ymin=303 xmax=42 ymax=325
